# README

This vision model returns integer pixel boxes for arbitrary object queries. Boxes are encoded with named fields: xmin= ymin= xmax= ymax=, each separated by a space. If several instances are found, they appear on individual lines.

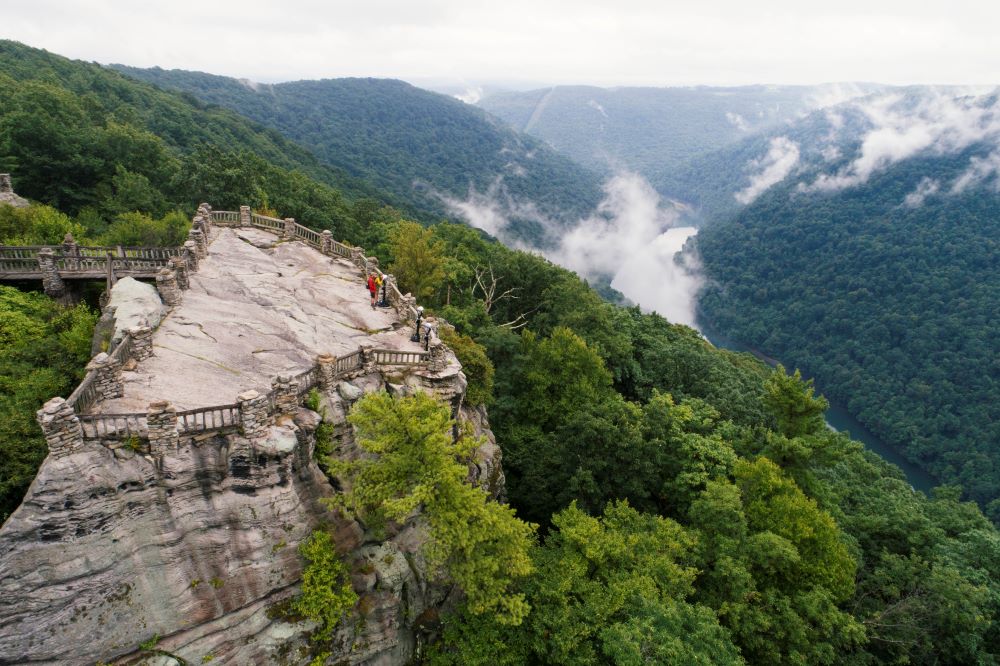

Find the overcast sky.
xmin=3 ymin=0 xmax=998 ymax=88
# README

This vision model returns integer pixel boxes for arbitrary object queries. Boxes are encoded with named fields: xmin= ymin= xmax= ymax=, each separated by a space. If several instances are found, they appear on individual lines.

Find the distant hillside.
xmin=695 ymin=90 xmax=1000 ymax=516
xmin=112 ymin=66 xmax=604 ymax=245
xmin=477 ymin=84 xmax=885 ymax=192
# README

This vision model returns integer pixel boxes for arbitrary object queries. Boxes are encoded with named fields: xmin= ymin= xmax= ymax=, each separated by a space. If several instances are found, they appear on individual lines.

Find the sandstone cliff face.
xmin=0 ymin=366 xmax=499 ymax=665
xmin=0 ymin=224 xmax=503 ymax=665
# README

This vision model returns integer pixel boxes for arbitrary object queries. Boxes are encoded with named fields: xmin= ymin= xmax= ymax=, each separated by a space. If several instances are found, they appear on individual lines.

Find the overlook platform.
xmin=97 ymin=226 xmax=431 ymax=413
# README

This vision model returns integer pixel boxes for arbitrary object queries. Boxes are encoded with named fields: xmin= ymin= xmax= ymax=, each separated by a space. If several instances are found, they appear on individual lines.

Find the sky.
xmin=2 ymin=0 xmax=998 ymax=88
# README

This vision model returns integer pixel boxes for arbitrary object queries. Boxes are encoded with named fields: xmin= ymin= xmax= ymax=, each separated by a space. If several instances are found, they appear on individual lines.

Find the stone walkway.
xmin=99 ymin=227 xmax=426 ymax=412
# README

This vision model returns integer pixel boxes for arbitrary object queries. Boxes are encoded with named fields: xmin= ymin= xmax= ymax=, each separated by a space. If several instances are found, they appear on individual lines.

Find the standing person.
xmin=367 ymin=273 xmax=378 ymax=309
xmin=374 ymin=273 xmax=385 ymax=306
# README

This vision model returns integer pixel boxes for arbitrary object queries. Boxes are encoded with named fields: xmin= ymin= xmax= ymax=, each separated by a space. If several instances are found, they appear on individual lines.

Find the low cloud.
xmin=803 ymin=91 xmax=1000 ymax=193
xmin=951 ymin=150 xmax=1000 ymax=194
xmin=726 ymin=112 xmax=749 ymax=131
xmin=454 ymin=86 xmax=484 ymax=104
xmin=440 ymin=172 xmax=704 ymax=328
xmin=735 ymin=137 xmax=800 ymax=204
xmin=903 ymin=177 xmax=940 ymax=207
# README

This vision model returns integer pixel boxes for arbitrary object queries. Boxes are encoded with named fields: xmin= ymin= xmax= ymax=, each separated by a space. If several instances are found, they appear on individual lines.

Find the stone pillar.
xmin=397 ymin=294 xmax=417 ymax=323
xmin=317 ymin=354 xmax=338 ymax=390
xmin=350 ymin=246 xmax=365 ymax=269
xmin=169 ymin=256 xmax=189 ymax=290
xmin=238 ymin=389 xmax=270 ymax=439
xmin=155 ymin=268 xmax=181 ymax=306
xmin=360 ymin=344 xmax=377 ymax=374
xmin=183 ymin=241 xmax=200 ymax=272
xmin=86 ymin=352 xmax=123 ymax=400
xmin=321 ymin=230 xmax=333 ymax=255
xmin=198 ymin=204 xmax=213 ymax=234
xmin=271 ymin=375 xmax=300 ymax=416
xmin=188 ymin=227 xmax=208 ymax=258
xmin=37 ymin=248 xmax=66 ymax=298
xmin=0 ymin=173 xmax=11 ymax=194
xmin=240 ymin=205 xmax=251 ymax=227
xmin=428 ymin=339 xmax=448 ymax=372
xmin=366 ymin=257 xmax=379 ymax=274
xmin=130 ymin=325 xmax=154 ymax=361
xmin=383 ymin=274 xmax=398 ymax=305
xmin=62 ymin=232 xmax=79 ymax=270
xmin=147 ymin=401 xmax=179 ymax=457
xmin=283 ymin=217 xmax=296 ymax=240
xmin=36 ymin=397 xmax=84 ymax=458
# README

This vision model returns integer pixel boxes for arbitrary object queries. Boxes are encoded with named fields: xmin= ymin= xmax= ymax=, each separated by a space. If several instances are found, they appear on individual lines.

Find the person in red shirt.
xmin=367 ymin=273 xmax=378 ymax=309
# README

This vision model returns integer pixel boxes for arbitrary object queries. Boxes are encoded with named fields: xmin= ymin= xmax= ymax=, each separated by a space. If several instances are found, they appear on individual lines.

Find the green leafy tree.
xmin=294 ymin=530 xmax=357 ymax=636
xmin=388 ymin=220 xmax=446 ymax=301
xmin=331 ymin=391 xmax=536 ymax=623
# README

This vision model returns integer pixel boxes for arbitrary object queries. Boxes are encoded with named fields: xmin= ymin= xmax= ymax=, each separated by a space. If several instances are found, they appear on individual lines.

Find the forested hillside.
xmin=1 ymin=41 xmax=1000 ymax=664
xmin=476 ymin=84 xmax=883 ymax=196
xmin=112 ymin=66 xmax=604 ymax=245
xmin=696 ymin=97 xmax=1000 ymax=519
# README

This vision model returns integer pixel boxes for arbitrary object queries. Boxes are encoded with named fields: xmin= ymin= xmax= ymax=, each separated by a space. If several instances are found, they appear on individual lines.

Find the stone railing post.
xmin=37 ymin=248 xmax=65 ymax=298
xmin=428 ymin=339 xmax=448 ymax=372
xmin=283 ymin=217 xmax=296 ymax=240
xmin=0 ymin=173 xmax=11 ymax=194
xmin=36 ymin=397 xmax=84 ymax=458
xmin=87 ymin=352 xmax=123 ymax=400
xmin=198 ymin=203 xmax=213 ymax=234
xmin=168 ymin=256 xmax=189 ymax=290
xmin=62 ymin=232 xmax=79 ymax=270
xmin=271 ymin=375 xmax=300 ymax=416
xmin=240 ymin=205 xmax=251 ymax=227
xmin=383 ymin=274 xmax=398 ymax=305
xmin=317 ymin=354 xmax=338 ymax=390
xmin=350 ymin=247 xmax=365 ymax=269
xmin=183 ymin=240 xmax=200 ymax=272
xmin=188 ymin=227 xmax=208 ymax=258
xmin=397 ymin=294 xmax=417 ymax=323
xmin=155 ymin=268 xmax=181 ymax=306
xmin=130 ymin=325 xmax=154 ymax=361
xmin=321 ymin=230 xmax=333 ymax=255
xmin=366 ymin=256 xmax=379 ymax=274
xmin=360 ymin=344 xmax=377 ymax=374
xmin=147 ymin=401 xmax=179 ymax=458
xmin=238 ymin=389 xmax=270 ymax=439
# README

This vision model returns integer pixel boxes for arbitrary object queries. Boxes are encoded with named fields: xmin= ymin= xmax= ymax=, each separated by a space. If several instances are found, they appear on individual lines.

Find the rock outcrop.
xmin=0 ymin=223 xmax=502 ymax=665
xmin=0 ymin=174 xmax=29 ymax=208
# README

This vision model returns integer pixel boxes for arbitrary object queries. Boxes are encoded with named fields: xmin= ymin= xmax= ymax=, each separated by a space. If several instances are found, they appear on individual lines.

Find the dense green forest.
xmin=1 ymin=41 xmax=1000 ymax=663
xmin=112 ymin=65 xmax=604 ymax=245
xmin=697 ymin=144 xmax=1000 ymax=522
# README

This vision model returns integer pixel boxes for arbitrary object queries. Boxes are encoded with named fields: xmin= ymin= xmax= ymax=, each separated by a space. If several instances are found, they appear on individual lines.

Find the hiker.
xmin=422 ymin=317 xmax=434 ymax=350
xmin=367 ymin=272 xmax=378 ymax=309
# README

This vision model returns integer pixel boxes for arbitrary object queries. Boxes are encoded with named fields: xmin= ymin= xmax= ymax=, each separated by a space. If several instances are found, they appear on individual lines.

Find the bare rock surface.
xmin=0 ymin=173 xmax=28 ymax=208
xmin=106 ymin=276 xmax=168 ymax=345
xmin=102 ymin=227 xmax=431 ymax=412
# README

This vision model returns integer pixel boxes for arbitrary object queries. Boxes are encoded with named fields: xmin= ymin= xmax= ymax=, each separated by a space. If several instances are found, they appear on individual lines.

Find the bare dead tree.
xmin=470 ymin=264 xmax=535 ymax=330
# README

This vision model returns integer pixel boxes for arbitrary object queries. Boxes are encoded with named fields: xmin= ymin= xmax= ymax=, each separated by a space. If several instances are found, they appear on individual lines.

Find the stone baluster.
xmin=188 ymin=228 xmax=207 ymax=259
xmin=37 ymin=248 xmax=66 ymax=298
xmin=360 ymin=344 xmax=377 ymax=374
xmin=238 ymin=390 xmax=270 ymax=439
xmin=283 ymin=217 xmax=296 ymax=241
xmin=147 ymin=401 xmax=179 ymax=458
xmin=317 ymin=354 xmax=338 ymax=390
xmin=321 ymin=230 xmax=333 ymax=255
xmin=155 ymin=268 xmax=181 ymax=306
xmin=350 ymin=246 xmax=365 ymax=269
xmin=271 ymin=375 xmax=300 ymax=416
xmin=86 ymin=352 xmax=123 ymax=400
xmin=183 ymin=240 xmax=200 ymax=272
xmin=240 ymin=205 xmax=251 ymax=227
xmin=168 ymin=256 xmax=189 ymax=290
xmin=428 ymin=339 xmax=448 ymax=372
xmin=36 ymin=397 xmax=84 ymax=458
xmin=129 ymin=325 xmax=154 ymax=361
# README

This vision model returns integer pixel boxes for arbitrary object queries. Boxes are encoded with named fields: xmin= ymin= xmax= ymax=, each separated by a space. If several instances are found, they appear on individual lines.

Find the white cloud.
xmin=735 ymin=137 xmax=800 ymax=204
xmin=454 ymin=86 xmax=483 ymax=104
xmin=803 ymin=91 xmax=1000 ymax=193
xmin=903 ymin=177 xmax=940 ymax=207
xmin=726 ymin=112 xmax=749 ymax=131
xmin=440 ymin=172 xmax=704 ymax=327
xmin=951 ymin=150 xmax=1000 ymax=193
xmin=587 ymin=100 xmax=609 ymax=118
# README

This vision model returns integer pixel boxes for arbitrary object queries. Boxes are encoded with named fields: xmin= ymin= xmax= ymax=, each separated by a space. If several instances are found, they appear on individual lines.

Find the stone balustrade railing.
xmin=37 ymin=202 xmax=450 ymax=460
